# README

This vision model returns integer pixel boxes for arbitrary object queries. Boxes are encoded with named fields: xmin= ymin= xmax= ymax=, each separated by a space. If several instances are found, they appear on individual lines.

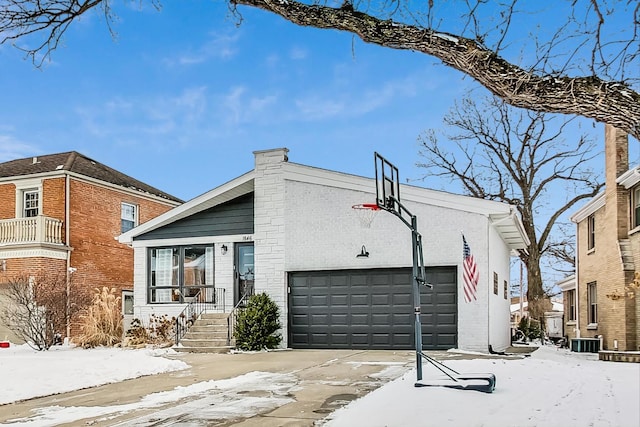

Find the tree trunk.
xmin=233 ymin=0 xmax=640 ymax=140
xmin=525 ymin=246 xmax=550 ymax=322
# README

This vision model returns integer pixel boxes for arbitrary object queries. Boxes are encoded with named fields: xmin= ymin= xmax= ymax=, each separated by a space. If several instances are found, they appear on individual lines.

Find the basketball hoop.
xmin=352 ymin=203 xmax=380 ymax=228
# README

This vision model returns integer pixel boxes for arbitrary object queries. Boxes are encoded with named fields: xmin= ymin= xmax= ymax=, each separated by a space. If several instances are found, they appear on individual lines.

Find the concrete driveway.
xmin=0 ymin=349 xmax=414 ymax=426
xmin=0 ymin=349 xmax=515 ymax=426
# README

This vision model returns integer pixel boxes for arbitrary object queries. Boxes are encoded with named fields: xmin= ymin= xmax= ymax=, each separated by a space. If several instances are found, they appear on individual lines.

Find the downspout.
xmin=487 ymin=220 xmax=491 ymax=353
xmin=575 ymin=221 xmax=580 ymax=338
xmin=65 ymin=173 xmax=71 ymax=339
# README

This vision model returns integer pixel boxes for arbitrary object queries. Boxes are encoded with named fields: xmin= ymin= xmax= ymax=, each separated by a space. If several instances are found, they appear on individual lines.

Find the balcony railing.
xmin=0 ymin=216 xmax=64 ymax=245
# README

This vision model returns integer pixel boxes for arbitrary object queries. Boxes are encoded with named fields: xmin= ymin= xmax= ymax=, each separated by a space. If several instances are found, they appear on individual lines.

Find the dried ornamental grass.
xmin=75 ymin=287 xmax=123 ymax=348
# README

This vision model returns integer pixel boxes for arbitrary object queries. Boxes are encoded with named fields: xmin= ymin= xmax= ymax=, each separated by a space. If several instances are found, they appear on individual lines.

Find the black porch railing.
xmin=227 ymin=283 xmax=255 ymax=346
xmin=174 ymin=288 xmax=226 ymax=345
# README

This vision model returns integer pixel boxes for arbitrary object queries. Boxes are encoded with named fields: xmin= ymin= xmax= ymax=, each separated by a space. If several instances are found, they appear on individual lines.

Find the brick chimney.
xmin=604 ymin=124 xmax=629 ymax=238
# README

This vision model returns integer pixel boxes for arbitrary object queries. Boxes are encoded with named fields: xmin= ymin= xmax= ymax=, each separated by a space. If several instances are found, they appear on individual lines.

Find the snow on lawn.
xmin=321 ymin=346 xmax=640 ymax=427
xmin=1 ymin=343 xmax=639 ymax=427
xmin=0 ymin=343 xmax=188 ymax=405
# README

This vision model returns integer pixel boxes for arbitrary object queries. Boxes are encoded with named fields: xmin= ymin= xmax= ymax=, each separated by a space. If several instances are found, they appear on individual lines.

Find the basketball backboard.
xmin=374 ymin=152 xmax=401 ymax=213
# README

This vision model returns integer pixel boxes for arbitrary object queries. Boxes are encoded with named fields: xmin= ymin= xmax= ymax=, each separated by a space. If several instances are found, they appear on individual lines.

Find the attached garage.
xmin=288 ymin=267 xmax=457 ymax=350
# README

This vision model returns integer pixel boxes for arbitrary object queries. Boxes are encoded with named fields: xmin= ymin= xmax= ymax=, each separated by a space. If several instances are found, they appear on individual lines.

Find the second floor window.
xmin=23 ymin=190 xmax=39 ymax=217
xmin=121 ymin=203 xmax=137 ymax=233
xmin=587 ymin=214 xmax=595 ymax=250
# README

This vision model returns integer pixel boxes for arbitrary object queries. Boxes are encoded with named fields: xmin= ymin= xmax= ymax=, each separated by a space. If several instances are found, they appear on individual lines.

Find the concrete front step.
xmin=184 ymin=330 xmax=229 ymax=339
xmin=177 ymin=312 xmax=234 ymax=353
xmin=180 ymin=338 xmax=231 ymax=348
xmin=174 ymin=346 xmax=234 ymax=354
xmin=191 ymin=319 xmax=228 ymax=327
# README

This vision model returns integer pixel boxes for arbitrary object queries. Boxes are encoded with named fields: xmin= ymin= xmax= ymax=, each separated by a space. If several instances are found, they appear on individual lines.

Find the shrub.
xmin=125 ymin=318 xmax=151 ymax=346
xmin=518 ymin=316 xmax=542 ymax=341
xmin=125 ymin=314 xmax=175 ymax=346
xmin=75 ymin=287 xmax=123 ymax=348
xmin=234 ymin=293 xmax=282 ymax=351
xmin=1 ymin=273 xmax=90 ymax=350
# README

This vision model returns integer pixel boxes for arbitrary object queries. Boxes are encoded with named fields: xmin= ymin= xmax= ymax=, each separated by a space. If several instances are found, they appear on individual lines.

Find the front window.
xmin=587 ymin=214 xmax=595 ymax=250
xmin=587 ymin=282 xmax=597 ymax=324
xmin=121 ymin=203 xmax=137 ymax=233
xmin=633 ymin=187 xmax=640 ymax=229
xmin=148 ymin=245 xmax=215 ymax=303
xmin=566 ymin=289 xmax=576 ymax=321
xmin=23 ymin=190 xmax=39 ymax=217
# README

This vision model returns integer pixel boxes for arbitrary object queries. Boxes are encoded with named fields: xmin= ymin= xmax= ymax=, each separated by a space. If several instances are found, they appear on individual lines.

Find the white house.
xmin=119 ymin=148 xmax=529 ymax=353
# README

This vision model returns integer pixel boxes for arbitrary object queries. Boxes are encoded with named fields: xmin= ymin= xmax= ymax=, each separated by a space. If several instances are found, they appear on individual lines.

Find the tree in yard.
xmin=0 ymin=272 xmax=91 ymax=350
xmin=0 ymin=1 xmax=638 ymax=137
xmin=417 ymin=95 xmax=603 ymax=321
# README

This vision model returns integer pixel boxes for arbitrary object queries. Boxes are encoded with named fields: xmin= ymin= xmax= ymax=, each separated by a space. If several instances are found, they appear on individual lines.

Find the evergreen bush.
xmin=234 ymin=293 xmax=282 ymax=351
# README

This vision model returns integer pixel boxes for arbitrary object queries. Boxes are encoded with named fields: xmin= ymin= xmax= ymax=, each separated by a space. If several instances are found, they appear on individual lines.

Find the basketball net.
xmin=352 ymin=203 xmax=380 ymax=228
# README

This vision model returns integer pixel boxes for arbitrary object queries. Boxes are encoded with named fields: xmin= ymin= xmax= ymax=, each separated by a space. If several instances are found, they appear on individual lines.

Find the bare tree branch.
xmin=418 ymin=94 xmax=602 ymax=320
xmin=1 ymin=1 xmax=638 ymax=135
xmin=231 ymin=1 xmax=640 ymax=139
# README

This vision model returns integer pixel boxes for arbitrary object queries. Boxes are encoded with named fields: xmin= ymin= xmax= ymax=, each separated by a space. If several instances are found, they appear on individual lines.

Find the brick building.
xmin=0 ymin=152 xmax=182 ymax=341
xmin=119 ymin=148 xmax=528 ymax=353
xmin=570 ymin=125 xmax=640 ymax=351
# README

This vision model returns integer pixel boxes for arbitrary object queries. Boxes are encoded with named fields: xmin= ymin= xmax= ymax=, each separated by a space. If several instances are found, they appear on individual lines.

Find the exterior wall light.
xmin=356 ymin=245 xmax=369 ymax=258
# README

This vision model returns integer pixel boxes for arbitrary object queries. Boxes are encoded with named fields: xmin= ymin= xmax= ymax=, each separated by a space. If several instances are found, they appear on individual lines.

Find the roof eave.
xmin=489 ymin=211 xmax=530 ymax=251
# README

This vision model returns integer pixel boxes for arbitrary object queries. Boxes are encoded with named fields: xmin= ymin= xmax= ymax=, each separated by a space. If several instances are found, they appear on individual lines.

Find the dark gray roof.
xmin=0 ymin=151 xmax=183 ymax=203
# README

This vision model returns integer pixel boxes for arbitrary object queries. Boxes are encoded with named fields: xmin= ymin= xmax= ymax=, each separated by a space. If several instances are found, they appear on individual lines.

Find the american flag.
xmin=462 ymin=235 xmax=479 ymax=302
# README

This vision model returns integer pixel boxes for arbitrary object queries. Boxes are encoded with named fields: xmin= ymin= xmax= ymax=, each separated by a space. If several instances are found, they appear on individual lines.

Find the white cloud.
xmin=0 ymin=134 xmax=40 ymax=162
xmin=220 ymin=86 xmax=278 ymax=126
xmin=292 ymin=73 xmax=420 ymax=121
xmin=289 ymin=46 xmax=308 ymax=60
xmin=164 ymin=32 xmax=240 ymax=67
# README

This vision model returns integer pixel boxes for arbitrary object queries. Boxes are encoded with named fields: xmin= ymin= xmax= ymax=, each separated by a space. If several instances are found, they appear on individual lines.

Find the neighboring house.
xmin=509 ymin=297 xmax=563 ymax=333
xmin=570 ymin=125 xmax=640 ymax=352
xmin=557 ymin=275 xmax=577 ymax=342
xmin=0 ymin=151 xmax=182 ymax=340
xmin=119 ymin=148 xmax=528 ymax=353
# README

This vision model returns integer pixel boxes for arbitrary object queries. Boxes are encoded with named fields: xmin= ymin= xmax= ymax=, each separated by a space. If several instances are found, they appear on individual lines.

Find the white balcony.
xmin=0 ymin=216 xmax=64 ymax=246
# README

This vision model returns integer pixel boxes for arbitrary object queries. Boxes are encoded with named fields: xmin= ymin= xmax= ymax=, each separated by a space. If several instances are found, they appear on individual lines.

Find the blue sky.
xmin=0 ymin=1 xmax=468 ymax=201
xmin=0 ymin=1 xmax=637 ymax=288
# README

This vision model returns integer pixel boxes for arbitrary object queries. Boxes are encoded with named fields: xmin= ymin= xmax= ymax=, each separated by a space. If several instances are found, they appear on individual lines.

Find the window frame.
xmin=23 ymin=189 xmax=40 ymax=217
xmin=587 ymin=214 xmax=596 ymax=251
xmin=566 ymin=289 xmax=576 ymax=322
xmin=633 ymin=186 xmax=640 ymax=229
xmin=147 ymin=244 xmax=215 ymax=304
xmin=587 ymin=281 xmax=597 ymax=325
xmin=121 ymin=202 xmax=138 ymax=233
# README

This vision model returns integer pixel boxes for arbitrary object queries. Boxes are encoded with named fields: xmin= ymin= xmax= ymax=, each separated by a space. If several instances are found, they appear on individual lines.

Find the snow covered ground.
xmin=323 ymin=346 xmax=640 ymax=427
xmin=0 ymin=343 xmax=638 ymax=426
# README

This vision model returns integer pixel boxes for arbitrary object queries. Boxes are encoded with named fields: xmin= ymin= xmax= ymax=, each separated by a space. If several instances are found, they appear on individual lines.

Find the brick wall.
xmin=0 ymin=257 xmax=67 ymax=281
xmin=68 ymin=178 xmax=176 ymax=301
xmin=253 ymin=148 xmax=288 ymax=346
xmin=0 ymin=183 xmax=16 ymax=218
xmin=576 ymin=125 xmax=637 ymax=351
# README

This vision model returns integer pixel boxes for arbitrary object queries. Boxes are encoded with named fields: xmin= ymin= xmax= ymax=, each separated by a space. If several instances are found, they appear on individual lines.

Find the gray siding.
xmin=135 ymin=193 xmax=254 ymax=241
